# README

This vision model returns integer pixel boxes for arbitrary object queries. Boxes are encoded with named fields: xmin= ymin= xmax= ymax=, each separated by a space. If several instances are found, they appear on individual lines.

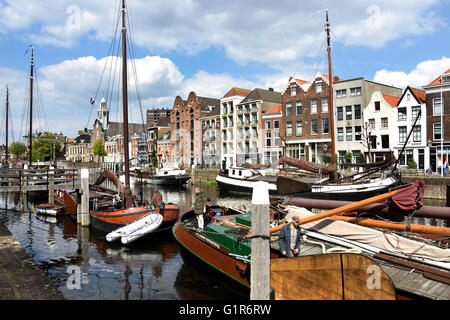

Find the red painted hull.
xmin=91 ymin=204 xmax=180 ymax=233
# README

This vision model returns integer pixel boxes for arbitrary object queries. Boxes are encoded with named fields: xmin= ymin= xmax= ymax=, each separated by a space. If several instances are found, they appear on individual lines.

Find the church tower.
xmin=97 ymin=97 xmax=109 ymax=130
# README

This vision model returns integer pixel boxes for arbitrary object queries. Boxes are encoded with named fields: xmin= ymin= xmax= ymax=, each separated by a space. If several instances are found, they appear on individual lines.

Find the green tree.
xmin=31 ymin=134 xmax=61 ymax=162
xmin=407 ymin=157 xmax=417 ymax=169
xmin=9 ymin=141 xmax=27 ymax=159
xmin=92 ymin=139 xmax=107 ymax=164
xmin=150 ymin=149 xmax=158 ymax=167
xmin=357 ymin=152 xmax=365 ymax=164
xmin=344 ymin=151 xmax=353 ymax=164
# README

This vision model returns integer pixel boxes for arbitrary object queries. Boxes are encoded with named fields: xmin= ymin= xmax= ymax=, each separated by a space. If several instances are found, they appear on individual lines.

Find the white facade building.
xmin=392 ymin=86 xmax=428 ymax=170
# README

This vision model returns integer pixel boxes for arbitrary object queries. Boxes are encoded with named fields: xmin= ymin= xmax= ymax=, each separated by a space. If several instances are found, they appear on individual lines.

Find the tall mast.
xmin=28 ymin=46 xmax=34 ymax=165
xmin=5 ymin=85 xmax=9 ymax=164
xmin=325 ymin=10 xmax=336 ymax=164
xmin=121 ymin=0 xmax=130 ymax=186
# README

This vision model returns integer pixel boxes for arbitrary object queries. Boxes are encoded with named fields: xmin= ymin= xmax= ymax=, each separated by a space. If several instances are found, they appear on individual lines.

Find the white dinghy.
xmin=106 ymin=212 xmax=163 ymax=244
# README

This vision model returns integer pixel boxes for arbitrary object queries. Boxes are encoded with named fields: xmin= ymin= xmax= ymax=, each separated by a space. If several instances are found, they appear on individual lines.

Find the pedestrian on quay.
xmin=192 ymin=186 xmax=206 ymax=230
xmin=278 ymin=215 xmax=302 ymax=257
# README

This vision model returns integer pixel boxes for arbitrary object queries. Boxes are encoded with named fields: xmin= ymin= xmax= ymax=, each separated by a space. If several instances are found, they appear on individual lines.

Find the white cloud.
xmin=0 ymin=0 xmax=444 ymax=64
xmin=373 ymin=56 xmax=450 ymax=88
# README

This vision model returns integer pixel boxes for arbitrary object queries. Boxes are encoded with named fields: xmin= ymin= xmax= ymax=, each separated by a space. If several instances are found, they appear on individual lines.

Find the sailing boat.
xmin=217 ymin=10 xmax=400 ymax=200
xmin=85 ymin=0 xmax=180 ymax=239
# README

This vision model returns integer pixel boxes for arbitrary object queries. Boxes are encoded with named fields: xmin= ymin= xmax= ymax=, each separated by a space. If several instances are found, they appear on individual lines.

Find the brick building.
xmin=423 ymin=68 xmax=450 ymax=173
xmin=169 ymin=91 xmax=220 ymax=167
xmin=281 ymin=75 xmax=337 ymax=164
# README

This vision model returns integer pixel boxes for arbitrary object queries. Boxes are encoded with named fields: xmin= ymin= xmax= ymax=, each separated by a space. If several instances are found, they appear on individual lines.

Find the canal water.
xmin=0 ymin=182 xmax=447 ymax=300
xmin=0 ymin=182 xmax=252 ymax=300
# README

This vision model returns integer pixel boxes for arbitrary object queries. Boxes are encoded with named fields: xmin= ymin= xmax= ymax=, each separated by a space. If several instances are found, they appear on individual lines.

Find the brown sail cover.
xmin=278 ymin=156 xmax=337 ymax=175
xmin=94 ymin=169 xmax=133 ymax=209
xmin=386 ymin=180 xmax=425 ymax=211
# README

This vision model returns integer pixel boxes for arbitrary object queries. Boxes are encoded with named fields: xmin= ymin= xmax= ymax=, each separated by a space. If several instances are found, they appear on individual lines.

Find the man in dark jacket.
xmin=278 ymin=215 xmax=301 ymax=257
xmin=193 ymin=187 xmax=206 ymax=230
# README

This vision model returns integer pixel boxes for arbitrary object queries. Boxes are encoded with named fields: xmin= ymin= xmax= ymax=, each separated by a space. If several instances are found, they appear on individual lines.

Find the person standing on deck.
xmin=278 ymin=215 xmax=301 ymax=257
xmin=192 ymin=186 xmax=206 ymax=230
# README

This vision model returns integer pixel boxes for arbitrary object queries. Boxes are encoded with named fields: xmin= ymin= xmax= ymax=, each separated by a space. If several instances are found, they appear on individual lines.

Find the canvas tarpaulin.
xmin=284 ymin=205 xmax=450 ymax=263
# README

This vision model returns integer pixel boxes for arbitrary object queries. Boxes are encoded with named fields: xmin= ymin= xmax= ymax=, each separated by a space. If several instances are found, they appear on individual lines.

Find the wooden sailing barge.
xmin=57 ymin=0 xmax=180 ymax=238
xmin=173 ymin=183 xmax=450 ymax=300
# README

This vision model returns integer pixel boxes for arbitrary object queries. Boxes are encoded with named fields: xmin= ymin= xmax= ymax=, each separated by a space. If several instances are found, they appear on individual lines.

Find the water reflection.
xmin=1 ymin=182 xmax=446 ymax=300
xmin=0 ymin=183 xmax=250 ymax=300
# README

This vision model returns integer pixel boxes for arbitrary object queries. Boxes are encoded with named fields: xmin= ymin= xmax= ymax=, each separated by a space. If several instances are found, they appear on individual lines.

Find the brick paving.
xmin=0 ymin=222 xmax=65 ymax=300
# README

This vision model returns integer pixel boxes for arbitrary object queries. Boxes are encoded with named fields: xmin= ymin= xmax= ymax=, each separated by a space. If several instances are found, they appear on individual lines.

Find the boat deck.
xmin=269 ymin=232 xmax=450 ymax=300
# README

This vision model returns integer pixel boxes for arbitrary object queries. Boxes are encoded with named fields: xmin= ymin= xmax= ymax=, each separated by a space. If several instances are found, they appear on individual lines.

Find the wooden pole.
xmin=332 ymin=215 xmax=450 ymax=235
xmin=80 ymin=168 xmax=90 ymax=226
xmin=269 ymin=188 xmax=401 ymax=234
xmin=48 ymin=167 xmax=54 ymax=204
xmin=250 ymin=181 xmax=270 ymax=300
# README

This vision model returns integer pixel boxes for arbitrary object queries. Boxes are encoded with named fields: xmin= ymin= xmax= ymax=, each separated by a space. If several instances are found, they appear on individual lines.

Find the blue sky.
xmin=0 ymin=0 xmax=450 ymax=141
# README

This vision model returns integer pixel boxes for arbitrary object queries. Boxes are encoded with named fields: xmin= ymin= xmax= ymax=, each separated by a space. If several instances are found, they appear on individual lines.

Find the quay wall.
xmin=402 ymin=176 xmax=450 ymax=200
xmin=187 ymin=168 xmax=219 ymax=184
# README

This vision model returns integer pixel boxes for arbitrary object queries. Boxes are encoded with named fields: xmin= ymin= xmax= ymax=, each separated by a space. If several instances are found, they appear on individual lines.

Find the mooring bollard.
xmin=250 ymin=181 xmax=270 ymax=300
xmin=80 ymin=168 xmax=90 ymax=227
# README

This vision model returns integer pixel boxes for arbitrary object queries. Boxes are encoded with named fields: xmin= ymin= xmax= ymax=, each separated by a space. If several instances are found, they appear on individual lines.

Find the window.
xmin=337 ymin=127 xmax=344 ymax=141
xmin=399 ymin=126 xmax=407 ymax=143
xmin=345 ymin=106 xmax=352 ymax=120
xmin=443 ymin=74 xmax=450 ymax=83
xmin=296 ymin=101 xmax=302 ymax=115
xmin=346 ymin=127 xmax=352 ymax=141
xmin=354 ymin=105 xmax=361 ymax=119
xmin=310 ymin=99 xmax=317 ymax=114
xmin=350 ymin=87 xmax=361 ymax=96
xmin=337 ymin=107 xmax=343 ymax=121
xmin=290 ymin=86 xmax=297 ymax=97
xmin=286 ymin=103 xmax=292 ymax=116
xmin=266 ymin=132 xmax=271 ymax=147
xmin=413 ymin=125 xmax=421 ymax=142
xmin=316 ymin=81 xmax=322 ymax=93
xmin=286 ymin=122 xmax=292 ymax=137
xmin=369 ymin=119 xmax=375 ymax=130
xmin=336 ymin=89 xmax=346 ymax=98
xmin=411 ymin=106 xmax=421 ymax=120
xmin=265 ymin=120 xmax=271 ymax=129
xmin=381 ymin=135 xmax=389 ymax=149
xmin=338 ymin=151 xmax=345 ymax=164
xmin=274 ymin=132 xmax=280 ymax=146
xmin=296 ymin=121 xmax=303 ymax=136
xmin=322 ymin=119 xmax=329 ymax=134
xmin=311 ymin=120 xmax=318 ymax=135
xmin=433 ymin=98 xmax=442 ymax=116
xmin=433 ymin=123 xmax=441 ymax=140
xmin=352 ymin=150 xmax=361 ymax=163
xmin=381 ymin=117 xmax=388 ymax=128
xmin=355 ymin=126 xmax=362 ymax=141
xmin=321 ymin=98 xmax=328 ymax=113
xmin=374 ymin=101 xmax=380 ymax=111
xmin=274 ymin=120 xmax=280 ymax=129
xmin=398 ymin=107 xmax=407 ymax=120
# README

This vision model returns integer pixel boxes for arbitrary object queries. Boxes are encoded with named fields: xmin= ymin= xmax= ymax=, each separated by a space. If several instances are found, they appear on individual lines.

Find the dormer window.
xmin=316 ymin=81 xmax=322 ymax=93
xmin=290 ymin=86 xmax=297 ymax=97
xmin=443 ymin=74 xmax=450 ymax=84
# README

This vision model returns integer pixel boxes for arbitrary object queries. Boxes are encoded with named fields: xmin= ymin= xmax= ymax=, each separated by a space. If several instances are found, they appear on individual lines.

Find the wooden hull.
xmin=36 ymin=204 xmax=63 ymax=216
xmin=172 ymin=211 xmax=252 ymax=288
xmin=90 ymin=203 xmax=180 ymax=234
xmin=130 ymin=174 xmax=190 ymax=186
xmin=271 ymin=253 xmax=396 ymax=300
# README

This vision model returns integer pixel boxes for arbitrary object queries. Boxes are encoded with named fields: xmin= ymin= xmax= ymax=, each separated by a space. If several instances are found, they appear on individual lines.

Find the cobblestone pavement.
xmin=0 ymin=223 xmax=65 ymax=300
